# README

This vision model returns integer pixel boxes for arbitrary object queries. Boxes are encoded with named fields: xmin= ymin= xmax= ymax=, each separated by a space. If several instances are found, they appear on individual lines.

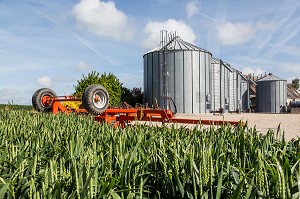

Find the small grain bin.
xmin=143 ymin=33 xmax=212 ymax=113
xmin=256 ymin=73 xmax=287 ymax=113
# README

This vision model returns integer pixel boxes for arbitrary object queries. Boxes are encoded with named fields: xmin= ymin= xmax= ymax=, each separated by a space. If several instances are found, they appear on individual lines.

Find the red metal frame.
xmin=47 ymin=96 xmax=244 ymax=128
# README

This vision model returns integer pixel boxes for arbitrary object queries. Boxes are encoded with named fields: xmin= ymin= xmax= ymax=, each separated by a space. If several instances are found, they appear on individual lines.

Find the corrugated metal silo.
xmin=143 ymin=34 xmax=212 ymax=113
xmin=256 ymin=73 xmax=287 ymax=113
xmin=211 ymin=58 xmax=231 ymax=113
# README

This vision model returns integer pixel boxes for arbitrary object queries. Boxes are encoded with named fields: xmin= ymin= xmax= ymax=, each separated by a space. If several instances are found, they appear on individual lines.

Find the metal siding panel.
xmin=225 ymin=69 xmax=230 ymax=112
xmin=212 ymin=63 xmax=220 ymax=112
xmin=257 ymin=81 xmax=272 ymax=113
xmin=283 ymin=81 xmax=287 ymax=108
xmin=147 ymin=53 xmax=153 ymax=107
xmin=152 ymin=52 xmax=160 ymax=108
xmin=256 ymin=82 xmax=261 ymax=112
xmin=279 ymin=81 xmax=287 ymax=113
xmin=159 ymin=51 xmax=164 ymax=107
xmin=263 ymin=80 xmax=288 ymax=113
xmin=229 ymin=71 xmax=237 ymax=112
xmin=256 ymin=83 xmax=260 ymax=112
xmin=261 ymin=82 xmax=266 ymax=112
xmin=143 ymin=56 xmax=147 ymax=105
xmin=192 ymin=51 xmax=200 ymax=113
xmin=229 ymin=71 xmax=234 ymax=111
xmin=175 ymin=51 xmax=184 ymax=113
xmin=220 ymin=64 xmax=224 ymax=110
xmin=270 ymin=81 xmax=275 ymax=113
xmin=184 ymin=51 xmax=193 ymax=113
xmin=148 ymin=49 xmax=212 ymax=113
xmin=275 ymin=81 xmax=280 ymax=113
xmin=265 ymin=82 xmax=269 ymax=112
xmin=167 ymin=51 xmax=175 ymax=105
xmin=241 ymin=80 xmax=248 ymax=111
xmin=236 ymin=74 xmax=245 ymax=110
xmin=237 ymin=74 xmax=241 ymax=110
xmin=166 ymin=51 xmax=176 ymax=112
xmin=206 ymin=53 xmax=211 ymax=113
xmin=199 ymin=52 xmax=206 ymax=112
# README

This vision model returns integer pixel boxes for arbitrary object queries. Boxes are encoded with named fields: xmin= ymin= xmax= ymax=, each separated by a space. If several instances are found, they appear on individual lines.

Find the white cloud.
xmin=0 ymin=88 xmax=30 ymax=105
xmin=280 ymin=45 xmax=300 ymax=57
xmin=142 ymin=19 xmax=196 ymax=49
xmin=217 ymin=22 xmax=256 ymax=45
xmin=75 ymin=60 xmax=89 ymax=71
xmin=0 ymin=88 xmax=17 ymax=96
xmin=118 ymin=70 xmax=143 ymax=89
xmin=72 ymin=0 xmax=135 ymax=41
xmin=278 ymin=63 xmax=300 ymax=73
xmin=186 ymin=1 xmax=200 ymax=18
xmin=256 ymin=20 xmax=277 ymax=31
xmin=242 ymin=66 xmax=264 ymax=75
xmin=36 ymin=76 xmax=51 ymax=87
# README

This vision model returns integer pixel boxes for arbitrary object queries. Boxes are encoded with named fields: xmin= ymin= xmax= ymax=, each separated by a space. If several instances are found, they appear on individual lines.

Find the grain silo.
xmin=256 ymin=73 xmax=287 ymax=113
xmin=143 ymin=32 xmax=212 ymax=113
xmin=211 ymin=58 xmax=231 ymax=113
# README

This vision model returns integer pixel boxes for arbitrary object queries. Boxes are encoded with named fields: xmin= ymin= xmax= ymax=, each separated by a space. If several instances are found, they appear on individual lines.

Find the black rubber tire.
xmin=82 ymin=84 xmax=109 ymax=115
xmin=32 ymin=88 xmax=56 ymax=112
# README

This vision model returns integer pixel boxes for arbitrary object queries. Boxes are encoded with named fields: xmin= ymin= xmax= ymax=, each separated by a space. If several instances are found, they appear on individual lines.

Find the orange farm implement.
xmin=32 ymin=84 xmax=244 ymax=128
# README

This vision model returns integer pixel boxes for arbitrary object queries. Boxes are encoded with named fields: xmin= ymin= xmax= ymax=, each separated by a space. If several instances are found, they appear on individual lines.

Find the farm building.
xmin=287 ymin=86 xmax=300 ymax=114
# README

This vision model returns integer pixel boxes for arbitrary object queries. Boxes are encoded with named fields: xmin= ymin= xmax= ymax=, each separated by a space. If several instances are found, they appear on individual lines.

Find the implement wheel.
xmin=32 ymin=88 xmax=56 ymax=112
xmin=82 ymin=84 xmax=109 ymax=115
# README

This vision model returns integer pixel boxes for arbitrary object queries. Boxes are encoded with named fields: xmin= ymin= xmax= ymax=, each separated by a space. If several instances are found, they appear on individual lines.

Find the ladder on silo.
xmin=159 ymin=30 xmax=169 ymax=109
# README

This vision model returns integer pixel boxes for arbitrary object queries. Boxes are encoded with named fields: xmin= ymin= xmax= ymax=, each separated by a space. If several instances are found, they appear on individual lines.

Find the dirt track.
xmin=174 ymin=113 xmax=300 ymax=141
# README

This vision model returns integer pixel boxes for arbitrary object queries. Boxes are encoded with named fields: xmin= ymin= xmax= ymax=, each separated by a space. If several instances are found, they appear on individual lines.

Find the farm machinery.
xmin=32 ymin=84 xmax=243 ymax=128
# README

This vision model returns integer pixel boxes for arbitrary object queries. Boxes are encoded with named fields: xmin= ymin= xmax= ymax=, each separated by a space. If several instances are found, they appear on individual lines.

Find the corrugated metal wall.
xmin=144 ymin=49 xmax=212 ymax=113
xmin=211 ymin=59 xmax=231 ymax=113
xmin=256 ymin=79 xmax=287 ymax=113
xmin=241 ymin=77 xmax=249 ymax=111
xmin=166 ymin=50 xmax=212 ymax=113
xmin=229 ymin=70 xmax=238 ymax=112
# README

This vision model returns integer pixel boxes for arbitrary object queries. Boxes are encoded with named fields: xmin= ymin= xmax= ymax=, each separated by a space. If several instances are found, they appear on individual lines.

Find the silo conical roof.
xmin=257 ymin=73 xmax=286 ymax=81
xmin=144 ymin=36 xmax=212 ymax=55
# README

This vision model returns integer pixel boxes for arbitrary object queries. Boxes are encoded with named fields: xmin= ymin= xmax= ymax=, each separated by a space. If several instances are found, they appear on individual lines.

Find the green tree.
xmin=131 ymin=87 xmax=143 ymax=105
xmin=74 ymin=71 xmax=123 ymax=106
xmin=292 ymin=77 xmax=300 ymax=90
xmin=121 ymin=87 xmax=144 ymax=106
xmin=121 ymin=86 xmax=134 ymax=105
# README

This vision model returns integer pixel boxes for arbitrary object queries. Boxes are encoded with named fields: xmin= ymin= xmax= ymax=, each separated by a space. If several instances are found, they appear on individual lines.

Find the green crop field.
xmin=0 ymin=109 xmax=299 ymax=198
xmin=0 ymin=104 xmax=33 ymax=111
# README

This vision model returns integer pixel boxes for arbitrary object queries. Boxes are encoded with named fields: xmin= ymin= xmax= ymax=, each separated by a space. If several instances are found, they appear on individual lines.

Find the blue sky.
xmin=0 ymin=0 xmax=299 ymax=104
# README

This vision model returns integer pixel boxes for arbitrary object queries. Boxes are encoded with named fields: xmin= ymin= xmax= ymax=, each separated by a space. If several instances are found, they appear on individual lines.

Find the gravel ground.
xmin=174 ymin=113 xmax=300 ymax=141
